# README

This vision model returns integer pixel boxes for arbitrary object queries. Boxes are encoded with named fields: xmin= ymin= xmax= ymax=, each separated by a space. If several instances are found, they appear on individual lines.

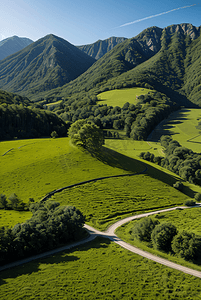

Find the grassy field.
xmin=148 ymin=108 xmax=201 ymax=153
xmin=1 ymin=236 xmax=201 ymax=300
xmin=105 ymin=138 xmax=201 ymax=196
xmin=97 ymin=87 xmax=152 ymax=107
xmin=51 ymin=174 xmax=189 ymax=230
xmin=0 ymin=137 xmax=140 ymax=203
xmin=116 ymin=206 xmax=201 ymax=272
xmin=0 ymin=137 xmax=150 ymax=228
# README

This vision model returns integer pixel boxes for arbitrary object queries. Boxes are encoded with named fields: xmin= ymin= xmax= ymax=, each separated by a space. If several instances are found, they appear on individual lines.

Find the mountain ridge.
xmin=0 ymin=36 xmax=33 ymax=60
xmin=0 ymin=34 xmax=96 ymax=96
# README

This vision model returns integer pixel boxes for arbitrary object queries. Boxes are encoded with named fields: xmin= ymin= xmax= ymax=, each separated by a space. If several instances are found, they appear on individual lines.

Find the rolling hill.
xmin=0 ymin=34 xmax=96 ymax=98
xmin=0 ymin=36 xmax=33 ymax=60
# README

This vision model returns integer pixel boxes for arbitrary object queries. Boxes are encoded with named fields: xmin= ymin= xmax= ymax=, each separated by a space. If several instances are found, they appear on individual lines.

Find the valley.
xmin=0 ymin=22 xmax=201 ymax=299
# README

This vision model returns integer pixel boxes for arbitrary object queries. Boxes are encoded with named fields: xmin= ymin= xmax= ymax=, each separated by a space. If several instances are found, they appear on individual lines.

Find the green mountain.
xmin=0 ymin=34 xmax=96 ymax=98
xmin=0 ymin=36 xmax=33 ymax=60
xmin=77 ymin=36 xmax=127 ymax=60
xmin=43 ymin=23 xmax=200 ymax=107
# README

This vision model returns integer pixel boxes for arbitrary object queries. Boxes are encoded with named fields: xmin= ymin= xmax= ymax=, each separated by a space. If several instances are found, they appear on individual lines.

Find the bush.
xmin=51 ymin=131 xmax=58 ymax=138
xmin=184 ymin=199 xmax=196 ymax=206
xmin=173 ymin=181 xmax=184 ymax=191
xmin=194 ymin=192 xmax=201 ymax=202
xmin=151 ymin=222 xmax=177 ymax=252
xmin=131 ymin=217 xmax=159 ymax=242
xmin=172 ymin=231 xmax=201 ymax=261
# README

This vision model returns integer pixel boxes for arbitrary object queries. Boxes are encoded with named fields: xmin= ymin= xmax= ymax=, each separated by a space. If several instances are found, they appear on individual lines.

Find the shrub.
xmin=173 ymin=181 xmax=184 ymax=191
xmin=151 ymin=222 xmax=177 ymax=252
xmin=184 ymin=199 xmax=196 ymax=206
xmin=194 ymin=192 xmax=201 ymax=202
xmin=172 ymin=231 xmax=201 ymax=261
xmin=131 ymin=217 xmax=159 ymax=242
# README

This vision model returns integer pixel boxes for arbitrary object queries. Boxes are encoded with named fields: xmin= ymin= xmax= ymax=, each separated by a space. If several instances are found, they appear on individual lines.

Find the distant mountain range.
xmin=0 ymin=23 xmax=200 ymax=107
xmin=0 ymin=36 xmax=33 ymax=60
xmin=0 ymin=34 xmax=95 ymax=97
xmin=77 ymin=37 xmax=127 ymax=60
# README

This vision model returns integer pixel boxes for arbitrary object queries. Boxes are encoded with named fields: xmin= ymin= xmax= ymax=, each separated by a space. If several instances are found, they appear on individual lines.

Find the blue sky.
xmin=0 ymin=0 xmax=200 ymax=45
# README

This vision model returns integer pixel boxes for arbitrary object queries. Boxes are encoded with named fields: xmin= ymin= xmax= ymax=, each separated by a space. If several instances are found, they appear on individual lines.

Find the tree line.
xmin=131 ymin=217 xmax=201 ymax=262
xmin=53 ymin=90 xmax=178 ymax=141
xmin=140 ymin=135 xmax=201 ymax=186
xmin=0 ymin=201 xmax=85 ymax=265
xmin=0 ymin=103 xmax=67 ymax=140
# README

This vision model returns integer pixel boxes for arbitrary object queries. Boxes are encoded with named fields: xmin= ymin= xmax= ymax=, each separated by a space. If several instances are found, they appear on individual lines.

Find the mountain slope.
xmin=78 ymin=36 xmax=127 ymax=60
xmin=0 ymin=34 xmax=96 ymax=98
xmin=43 ymin=23 xmax=200 ymax=107
xmin=0 ymin=36 xmax=33 ymax=60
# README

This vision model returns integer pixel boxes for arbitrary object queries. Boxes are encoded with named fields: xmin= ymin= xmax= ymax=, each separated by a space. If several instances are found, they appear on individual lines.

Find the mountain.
xmin=77 ymin=36 xmax=127 ymax=60
xmin=0 ymin=34 xmax=96 ymax=99
xmin=43 ymin=23 xmax=201 ymax=107
xmin=0 ymin=36 xmax=33 ymax=60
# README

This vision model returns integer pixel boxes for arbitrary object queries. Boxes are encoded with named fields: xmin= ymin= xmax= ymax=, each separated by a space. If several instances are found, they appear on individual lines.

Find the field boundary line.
xmin=40 ymin=166 xmax=148 ymax=201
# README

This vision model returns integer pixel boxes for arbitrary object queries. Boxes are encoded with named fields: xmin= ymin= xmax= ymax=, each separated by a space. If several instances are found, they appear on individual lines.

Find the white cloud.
xmin=117 ymin=4 xmax=197 ymax=28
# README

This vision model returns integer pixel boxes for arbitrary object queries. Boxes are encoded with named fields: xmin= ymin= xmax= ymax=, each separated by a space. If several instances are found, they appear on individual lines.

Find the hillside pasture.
xmin=105 ymin=138 xmax=201 ymax=196
xmin=97 ymin=87 xmax=152 ymax=107
xmin=51 ymin=174 xmax=189 ymax=230
xmin=116 ymin=206 xmax=201 ymax=271
xmin=148 ymin=108 xmax=201 ymax=153
xmin=0 ymin=138 xmax=140 ymax=203
xmin=1 ymin=236 xmax=201 ymax=300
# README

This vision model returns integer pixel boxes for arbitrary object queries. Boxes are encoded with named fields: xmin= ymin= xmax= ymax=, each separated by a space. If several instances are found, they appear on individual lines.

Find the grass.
xmin=0 ymin=138 xmax=137 ymax=203
xmin=116 ymin=206 xmax=201 ymax=273
xmin=52 ymin=174 xmax=189 ymax=231
xmin=97 ymin=87 xmax=152 ymax=107
xmin=105 ymin=138 xmax=201 ymax=197
xmin=148 ymin=108 xmax=201 ymax=153
xmin=1 ymin=236 xmax=201 ymax=300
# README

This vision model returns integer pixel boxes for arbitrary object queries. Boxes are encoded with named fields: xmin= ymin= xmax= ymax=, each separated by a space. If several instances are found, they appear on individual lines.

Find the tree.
xmin=151 ymin=222 xmax=177 ymax=252
xmin=51 ymin=131 xmax=58 ymax=138
xmin=0 ymin=194 xmax=8 ymax=209
xmin=131 ymin=217 xmax=159 ymax=242
xmin=195 ymin=192 xmax=201 ymax=202
xmin=172 ymin=231 xmax=201 ymax=261
xmin=69 ymin=119 xmax=104 ymax=151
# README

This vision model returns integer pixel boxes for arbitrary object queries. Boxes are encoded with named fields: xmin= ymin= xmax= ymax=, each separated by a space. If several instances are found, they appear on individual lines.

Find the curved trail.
xmin=40 ymin=166 xmax=148 ymax=201
xmin=1 ymin=205 xmax=201 ymax=278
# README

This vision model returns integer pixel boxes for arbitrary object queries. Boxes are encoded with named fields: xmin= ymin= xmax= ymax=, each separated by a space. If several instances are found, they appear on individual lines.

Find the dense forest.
xmin=0 ymin=201 xmax=85 ymax=265
xmin=0 ymin=90 xmax=67 ymax=140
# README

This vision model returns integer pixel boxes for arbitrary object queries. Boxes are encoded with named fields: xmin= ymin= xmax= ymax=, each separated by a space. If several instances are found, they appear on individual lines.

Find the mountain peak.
xmin=0 ymin=34 xmax=96 ymax=98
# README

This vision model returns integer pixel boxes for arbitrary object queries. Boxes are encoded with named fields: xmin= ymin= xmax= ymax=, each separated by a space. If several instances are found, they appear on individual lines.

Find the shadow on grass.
xmin=92 ymin=146 xmax=147 ymax=173
xmin=92 ymin=146 xmax=195 ymax=198
xmin=0 ymin=237 xmax=111 ymax=284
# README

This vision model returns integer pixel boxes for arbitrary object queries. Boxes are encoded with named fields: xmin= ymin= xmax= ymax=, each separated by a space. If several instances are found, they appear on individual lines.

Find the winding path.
xmin=1 ymin=205 xmax=201 ymax=279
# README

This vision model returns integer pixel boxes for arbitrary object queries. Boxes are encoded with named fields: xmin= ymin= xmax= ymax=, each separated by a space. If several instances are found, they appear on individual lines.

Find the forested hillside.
xmin=0 ymin=90 xmax=67 ymax=140
xmin=41 ymin=23 xmax=201 ymax=107
xmin=0 ymin=36 xmax=33 ymax=60
xmin=0 ymin=34 xmax=95 ymax=98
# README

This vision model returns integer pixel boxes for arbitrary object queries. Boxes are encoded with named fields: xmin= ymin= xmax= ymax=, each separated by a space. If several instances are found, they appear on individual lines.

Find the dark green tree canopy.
xmin=69 ymin=119 xmax=104 ymax=151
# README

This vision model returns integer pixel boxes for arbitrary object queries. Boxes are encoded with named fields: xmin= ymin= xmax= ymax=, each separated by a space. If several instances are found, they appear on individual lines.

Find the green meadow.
xmin=97 ymin=87 xmax=152 ymax=107
xmin=0 ymin=137 xmax=135 ymax=203
xmin=1 ymin=236 xmax=201 ymax=300
xmin=116 ymin=206 xmax=201 ymax=272
xmin=51 ymin=174 xmax=188 ymax=230
xmin=149 ymin=108 xmax=201 ymax=153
